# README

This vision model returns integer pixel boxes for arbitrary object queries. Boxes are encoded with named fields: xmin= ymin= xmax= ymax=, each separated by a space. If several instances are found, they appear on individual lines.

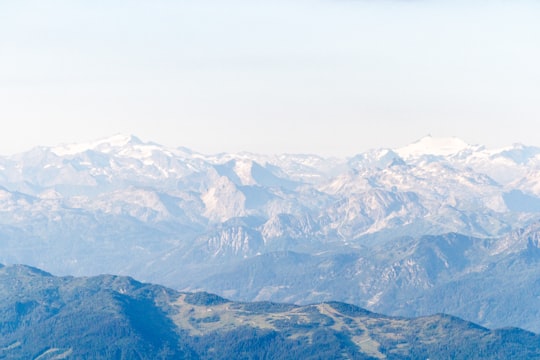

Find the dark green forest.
xmin=1 ymin=264 xmax=539 ymax=359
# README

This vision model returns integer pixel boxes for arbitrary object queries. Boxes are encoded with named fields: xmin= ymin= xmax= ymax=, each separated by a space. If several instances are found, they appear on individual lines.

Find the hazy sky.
xmin=1 ymin=0 xmax=539 ymax=156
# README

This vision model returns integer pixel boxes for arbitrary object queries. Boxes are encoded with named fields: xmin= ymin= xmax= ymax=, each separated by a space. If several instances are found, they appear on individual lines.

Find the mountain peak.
xmin=51 ymin=134 xmax=144 ymax=156
xmin=100 ymin=134 xmax=143 ymax=147
xmin=396 ymin=135 xmax=473 ymax=158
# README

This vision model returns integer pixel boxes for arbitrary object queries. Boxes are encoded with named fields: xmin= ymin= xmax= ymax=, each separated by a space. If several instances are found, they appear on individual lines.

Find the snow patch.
xmin=51 ymin=134 xmax=141 ymax=156
xmin=396 ymin=135 xmax=473 ymax=158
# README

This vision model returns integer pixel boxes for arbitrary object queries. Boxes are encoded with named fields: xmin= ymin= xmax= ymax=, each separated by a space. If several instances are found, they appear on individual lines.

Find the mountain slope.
xmin=2 ymin=135 xmax=540 ymax=332
xmin=1 ymin=264 xmax=539 ymax=360
xmin=190 ymin=227 xmax=540 ymax=332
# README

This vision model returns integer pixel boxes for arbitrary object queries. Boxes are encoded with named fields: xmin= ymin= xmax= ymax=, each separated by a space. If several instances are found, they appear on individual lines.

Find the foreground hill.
xmin=1 ymin=264 xmax=539 ymax=359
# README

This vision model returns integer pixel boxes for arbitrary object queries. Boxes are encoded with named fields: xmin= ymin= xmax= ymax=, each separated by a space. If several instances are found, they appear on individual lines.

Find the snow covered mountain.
xmin=1 ymin=134 xmax=540 ymax=331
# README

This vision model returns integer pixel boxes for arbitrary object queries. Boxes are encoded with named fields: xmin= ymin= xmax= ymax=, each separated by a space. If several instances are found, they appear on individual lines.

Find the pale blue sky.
xmin=1 ymin=0 xmax=539 ymax=156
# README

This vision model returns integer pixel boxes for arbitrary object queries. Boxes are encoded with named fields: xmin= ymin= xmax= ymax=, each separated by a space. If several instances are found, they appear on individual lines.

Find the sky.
xmin=0 ymin=0 xmax=539 ymax=156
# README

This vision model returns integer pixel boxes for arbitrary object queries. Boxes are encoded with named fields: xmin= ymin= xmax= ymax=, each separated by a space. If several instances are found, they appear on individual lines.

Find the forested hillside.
xmin=1 ymin=264 xmax=539 ymax=359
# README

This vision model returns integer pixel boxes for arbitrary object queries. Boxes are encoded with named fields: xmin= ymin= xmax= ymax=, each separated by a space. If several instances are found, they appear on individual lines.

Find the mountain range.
xmin=1 ymin=264 xmax=539 ymax=359
xmin=1 ymin=134 xmax=540 ymax=331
